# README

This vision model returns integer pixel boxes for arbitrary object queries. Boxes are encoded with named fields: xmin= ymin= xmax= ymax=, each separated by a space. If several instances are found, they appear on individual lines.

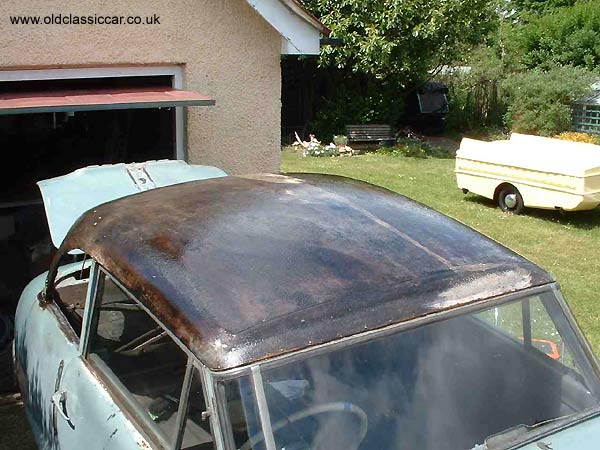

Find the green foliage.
xmin=303 ymin=0 xmax=498 ymax=86
xmin=303 ymin=143 xmax=340 ymax=157
xmin=301 ymin=0 xmax=599 ymax=137
xmin=508 ymin=0 xmax=577 ymax=16
xmin=300 ymin=0 xmax=500 ymax=137
xmin=440 ymin=2 xmax=600 ymax=135
xmin=442 ymin=46 xmax=507 ymax=131
xmin=309 ymin=83 xmax=404 ymax=142
xmin=466 ymin=126 xmax=511 ymax=141
xmin=512 ymin=1 xmax=600 ymax=70
xmin=501 ymin=65 xmax=595 ymax=136
xmin=377 ymin=138 xmax=451 ymax=158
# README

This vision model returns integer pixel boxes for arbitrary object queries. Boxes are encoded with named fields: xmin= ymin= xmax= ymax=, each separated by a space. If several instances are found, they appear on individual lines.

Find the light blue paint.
xmin=517 ymin=415 xmax=600 ymax=449
xmin=14 ymin=262 xmax=147 ymax=450
xmin=37 ymin=160 xmax=227 ymax=249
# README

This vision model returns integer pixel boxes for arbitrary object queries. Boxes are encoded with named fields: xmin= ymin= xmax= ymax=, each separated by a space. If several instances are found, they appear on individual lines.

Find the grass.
xmin=281 ymin=151 xmax=600 ymax=356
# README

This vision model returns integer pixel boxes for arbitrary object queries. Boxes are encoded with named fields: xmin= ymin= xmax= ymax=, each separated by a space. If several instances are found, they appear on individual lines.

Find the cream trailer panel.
xmin=456 ymin=134 xmax=600 ymax=213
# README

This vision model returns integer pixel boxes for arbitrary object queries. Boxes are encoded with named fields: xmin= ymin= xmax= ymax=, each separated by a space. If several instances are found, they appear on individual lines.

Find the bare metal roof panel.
xmin=52 ymin=174 xmax=553 ymax=370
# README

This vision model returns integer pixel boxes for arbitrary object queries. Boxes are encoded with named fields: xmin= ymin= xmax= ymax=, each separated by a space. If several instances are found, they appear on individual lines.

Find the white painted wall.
xmin=246 ymin=0 xmax=322 ymax=54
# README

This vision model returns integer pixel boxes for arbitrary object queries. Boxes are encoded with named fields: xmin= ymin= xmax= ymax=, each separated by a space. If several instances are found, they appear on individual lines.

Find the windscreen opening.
xmin=219 ymin=291 xmax=600 ymax=450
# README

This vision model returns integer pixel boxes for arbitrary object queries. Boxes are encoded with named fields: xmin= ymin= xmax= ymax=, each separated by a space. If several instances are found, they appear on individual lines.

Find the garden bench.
xmin=346 ymin=124 xmax=395 ymax=146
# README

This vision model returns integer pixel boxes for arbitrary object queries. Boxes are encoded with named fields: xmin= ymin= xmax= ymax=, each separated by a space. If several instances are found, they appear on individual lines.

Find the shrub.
xmin=442 ymin=46 xmax=507 ymax=132
xmin=378 ymin=138 xmax=451 ymax=159
xmin=333 ymin=135 xmax=348 ymax=146
xmin=466 ymin=126 xmax=510 ymax=141
xmin=309 ymin=84 xmax=404 ymax=143
xmin=501 ymin=66 xmax=595 ymax=136
xmin=302 ymin=141 xmax=339 ymax=157
xmin=554 ymin=131 xmax=600 ymax=145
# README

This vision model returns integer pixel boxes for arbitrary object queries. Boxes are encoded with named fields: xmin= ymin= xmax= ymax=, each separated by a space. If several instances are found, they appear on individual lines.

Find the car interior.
xmin=54 ymin=268 xmax=600 ymax=450
xmin=55 ymin=266 xmax=215 ymax=449
xmin=226 ymin=300 xmax=600 ymax=450
xmin=54 ymin=264 xmax=90 ymax=335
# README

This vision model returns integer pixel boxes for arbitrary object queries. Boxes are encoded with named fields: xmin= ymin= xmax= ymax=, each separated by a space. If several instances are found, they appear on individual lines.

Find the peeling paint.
xmin=136 ymin=438 xmax=152 ymax=450
xmin=433 ymin=269 xmax=534 ymax=309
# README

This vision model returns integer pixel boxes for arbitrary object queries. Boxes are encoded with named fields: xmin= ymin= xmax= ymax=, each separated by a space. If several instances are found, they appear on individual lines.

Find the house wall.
xmin=0 ymin=0 xmax=282 ymax=174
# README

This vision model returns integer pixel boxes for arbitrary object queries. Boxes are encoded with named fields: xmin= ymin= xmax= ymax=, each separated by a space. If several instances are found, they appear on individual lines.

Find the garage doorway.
xmin=0 ymin=66 xmax=212 ymax=314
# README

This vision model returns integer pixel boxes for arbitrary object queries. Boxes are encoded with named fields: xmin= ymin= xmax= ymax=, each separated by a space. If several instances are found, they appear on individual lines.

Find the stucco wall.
xmin=0 ymin=0 xmax=282 ymax=174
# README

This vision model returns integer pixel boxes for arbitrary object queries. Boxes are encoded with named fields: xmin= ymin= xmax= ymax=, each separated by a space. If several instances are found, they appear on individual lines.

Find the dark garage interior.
xmin=0 ymin=76 xmax=176 ymax=315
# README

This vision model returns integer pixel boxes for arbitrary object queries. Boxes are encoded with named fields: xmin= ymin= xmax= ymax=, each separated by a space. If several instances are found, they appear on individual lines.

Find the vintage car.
xmin=456 ymin=133 xmax=600 ymax=213
xmin=14 ymin=161 xmax=600 ymax=450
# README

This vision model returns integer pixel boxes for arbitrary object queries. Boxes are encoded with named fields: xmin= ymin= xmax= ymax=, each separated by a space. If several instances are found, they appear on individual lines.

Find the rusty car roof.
xmin=55 ymin=173 xmax=553 ymax=370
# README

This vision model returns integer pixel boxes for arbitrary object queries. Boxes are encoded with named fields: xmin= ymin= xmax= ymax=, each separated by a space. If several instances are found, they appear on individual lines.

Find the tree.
xmin=441 ymin=45 xmax=508 ymax=130
xmin=303 ymin=0 xmax=498 ymax=87
xmin=442 ymin=2 xmax=599 ymax=134
xmin=511 ymin=1 xmax=600 ymax=70
xmin=507 ymin=0 xmax=576 ymax=16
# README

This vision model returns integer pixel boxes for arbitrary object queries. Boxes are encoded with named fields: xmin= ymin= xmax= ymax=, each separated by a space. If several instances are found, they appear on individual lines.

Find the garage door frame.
xmin=0 ymin=66 xmax=189 ymax=160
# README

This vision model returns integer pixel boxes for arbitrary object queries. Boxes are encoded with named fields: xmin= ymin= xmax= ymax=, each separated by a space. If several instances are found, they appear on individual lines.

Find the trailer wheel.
xmin=498 ymin=185 xmax=524 ymax=214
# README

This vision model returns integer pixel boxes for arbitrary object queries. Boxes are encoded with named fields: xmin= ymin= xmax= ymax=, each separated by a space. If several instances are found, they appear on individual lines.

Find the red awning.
xmin=0 ymin=87 xmax=215 ymax=115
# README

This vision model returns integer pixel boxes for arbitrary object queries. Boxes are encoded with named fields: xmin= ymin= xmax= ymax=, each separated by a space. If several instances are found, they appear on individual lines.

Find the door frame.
xmin=75 ymin=260 xmax=226 ymax=450
xmin=0 ymin=65 xmax=187 ymax=160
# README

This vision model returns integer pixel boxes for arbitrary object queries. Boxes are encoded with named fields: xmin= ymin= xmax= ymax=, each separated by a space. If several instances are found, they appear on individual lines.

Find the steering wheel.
xmin=238 ymin=401 xmax=368 ymax=450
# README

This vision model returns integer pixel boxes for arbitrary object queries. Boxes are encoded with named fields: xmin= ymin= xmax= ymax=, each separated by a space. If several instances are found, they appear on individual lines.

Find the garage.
xmin=0 ymin=0 xmax=328 ymax=330
xmin=0 ymin=67 xmax=214 ymax=312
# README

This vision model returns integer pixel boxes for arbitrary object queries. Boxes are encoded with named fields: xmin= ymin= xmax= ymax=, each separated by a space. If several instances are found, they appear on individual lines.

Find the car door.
xmin=51 ymin=262 xmax=150 ymax=450
xmin=14 ymin=262 xmax=84 ymax=450
xmin=54 ymin=343 xmax=151 ymax=450
xmin=15 ymin=258 xmax=149 ymax=450
xmin=23 ymin=160 xmax=227 ymax=450
xmin=56 ymin=262 xmax=221 ymax=450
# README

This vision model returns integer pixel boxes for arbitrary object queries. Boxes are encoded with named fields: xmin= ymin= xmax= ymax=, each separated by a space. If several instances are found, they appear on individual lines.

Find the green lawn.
xmin=281 ymin=152 xmax=600 ymax=356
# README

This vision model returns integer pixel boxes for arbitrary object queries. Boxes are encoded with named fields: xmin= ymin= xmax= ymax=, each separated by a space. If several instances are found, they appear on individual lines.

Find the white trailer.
xmin=456 ymin=133 xmax=600 ymax=213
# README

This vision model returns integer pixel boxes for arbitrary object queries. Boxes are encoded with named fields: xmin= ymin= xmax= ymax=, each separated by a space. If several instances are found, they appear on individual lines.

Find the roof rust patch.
xmin=148 ymin=234 xmax=189 ymax=260
xmin=48 ymin=174 xmax=553 ymax=370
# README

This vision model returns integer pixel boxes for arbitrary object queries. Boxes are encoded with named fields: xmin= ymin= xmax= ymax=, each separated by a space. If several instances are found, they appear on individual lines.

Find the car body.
xmin=15 ymin=163 xmax=600 ymax=450
xmin=456 ymin=133 xmax=600 ymax=213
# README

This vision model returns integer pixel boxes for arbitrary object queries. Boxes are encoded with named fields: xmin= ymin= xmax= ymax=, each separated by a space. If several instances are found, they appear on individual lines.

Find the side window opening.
xmin=85 ymin=267 xmax=216 ymax=449
xmin=53 ymin=257 xmax=92 ymax=336
xmin=180 ymin=368 xmax=217 ymax=450
xmin=474 ymin=295 xmax=583 ymax=376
